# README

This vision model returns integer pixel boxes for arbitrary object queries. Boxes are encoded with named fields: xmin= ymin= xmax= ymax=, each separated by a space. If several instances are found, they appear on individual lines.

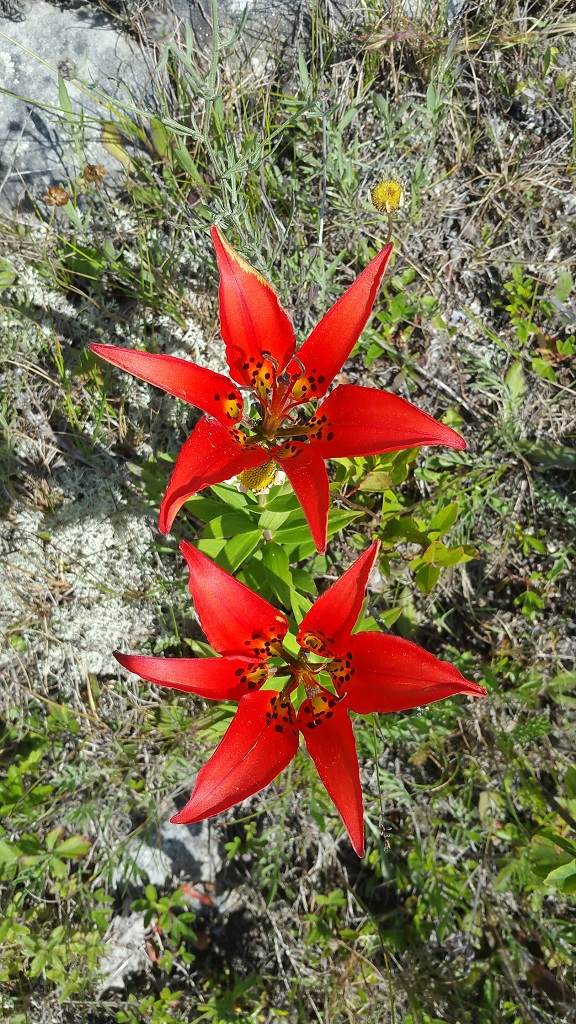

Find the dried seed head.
xmin=42 ymin=186 xmax=70 ymax=207
xmin=83 ymin=164 xmax=107 ymax=184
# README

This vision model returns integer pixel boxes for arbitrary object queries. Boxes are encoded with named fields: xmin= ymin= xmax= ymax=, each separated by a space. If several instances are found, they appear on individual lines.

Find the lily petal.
xmin=334 ymin=632 xmax=487 ymax=713
xmin=273 ymin=440 xmax=330 ymax=554
xmin=298 ymin=696 xmax=364 ymax=856
xmin=307 ymin=384 xmax=466 ymax=457
xmin=159 ymin=417 xmax=269 ymax=534
xmin=89 ymin=343 xmax=244 ymax=425
xmin=171 ymin=690 xmax=298 ymax=824
xmin=180 ymin=541 xmax=290 ymax=657
xmin=114 ymin=651 xmax=268 ymax=701
xmin=291 ymin=244 xmax=393 ymax=401
xmin=212 ymin=226 xmax=296 ymax=385
xmin=297 ymin=541 xmax=380 ymax=656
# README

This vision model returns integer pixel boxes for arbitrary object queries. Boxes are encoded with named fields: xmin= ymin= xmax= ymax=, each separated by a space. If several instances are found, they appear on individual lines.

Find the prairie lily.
xmin=90 ymin=228 xmax=465 ymax=552
xmin=115 ymin=541 xmax=486 ymax=856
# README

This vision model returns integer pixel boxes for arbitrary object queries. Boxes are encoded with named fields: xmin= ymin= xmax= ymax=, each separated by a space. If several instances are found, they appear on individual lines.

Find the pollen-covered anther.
xmin=238 ymin=459 xmax=277 ymax=492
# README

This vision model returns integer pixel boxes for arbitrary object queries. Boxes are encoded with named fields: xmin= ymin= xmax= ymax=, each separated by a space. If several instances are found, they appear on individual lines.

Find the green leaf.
xmin=290 ymin=589 xmax=313 ymax=621
xmin=518 ymin=440 xmax=576 ymax=470
xmin=544 ymin=859 xmax=576 ymax=892
xmin=261 ymin=542 xmax=293 ymax=608
xmin=46 ymin=827 xmax=62 ymax=852
xmin=565 ymin=766 xmax=576 ymax=800
xmin=173 ymin=141 xmax=204 ymax=183
xmin=210 ymin=483 xmax=250 ymax=509
xmin=202 ymin=512 xmax=256 ymax=539
xmin=55 ymin=836 xmax=91 ymax=859
xmin=101 ymin=124 xmax=135 ymax=173
xmin=149 ymin=117 xmax=171 ymax=157
xmin=505 ymin=360 xmax=527 ymax=404
xmin=428 ymin=501 xmax=459 ymax=538
xmin=415 ymin=564 xmax=440 ymax=593
xmin=58 ymin=75 xmax=74 ymax=121
xmin=220 ymin=531 xmax=262 ymax=572
xmin=0 ymin=257 xmax=16 ymax=291
xmin=553 ymin=268 xmax=572 ymax=303
xmin=0 ymin=839 xmax=19 ymax=867
xmin=48 ymin=856 xmax=68 ymax=879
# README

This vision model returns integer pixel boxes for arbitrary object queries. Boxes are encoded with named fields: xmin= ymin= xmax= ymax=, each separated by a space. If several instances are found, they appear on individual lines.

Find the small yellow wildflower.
xmin=370 ymin=179 xmax=404 ymax=214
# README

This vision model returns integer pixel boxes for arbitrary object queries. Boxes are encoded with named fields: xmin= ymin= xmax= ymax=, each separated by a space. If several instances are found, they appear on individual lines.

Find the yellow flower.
xmin=370 ymin=179 xmax=404 ymax=214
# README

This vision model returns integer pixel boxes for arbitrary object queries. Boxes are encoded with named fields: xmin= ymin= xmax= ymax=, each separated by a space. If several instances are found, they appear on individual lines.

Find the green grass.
xmin=1 ymin=0 xmax=575 ymax=1021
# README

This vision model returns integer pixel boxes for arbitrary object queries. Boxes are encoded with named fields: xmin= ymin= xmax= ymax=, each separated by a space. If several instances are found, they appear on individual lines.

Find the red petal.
xmin=171 ymin=691 xmax=298 ymax=824
xmin=211 ymin=226 xmax=296 ymax=386
xmin=180 ymin=541 xmax=289 ymax=657
xmin=297 ymin=542 xmax=380 ymax=656
xmin=298 ymin=697 xmax=364 ymax=856
xmin=308 ymin=385 xmax=466 ymax=457
xmin=339 ymin=632 xmax=487 ymax=714
xmin=158 ymin=417 xmax=269 ymax=534
xmin=292 ymin=244 xmax=393 ymax=400
xmin=114 ymin=651 xmax=267 ymax=701
xmin=89 ymin=344 xmax=244 ymax=426
xmin=273 ymin=441 xmax=330 ymax=554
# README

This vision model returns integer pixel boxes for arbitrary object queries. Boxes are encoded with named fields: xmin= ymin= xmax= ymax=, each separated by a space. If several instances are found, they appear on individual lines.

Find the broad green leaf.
xmin=185 ymin=495 xmax=229 ymax=521
xmin=149 ymin=117 xmax=171 ymax=157
xmin=210 ymin=483 xmax=251 ymax=509
xmin=0 ymin=839 xmax=18 ymax=866
xmin=258 ymin=507 xmax=295 ymax=531
xmin=428 ymin=501 xmax=459 ymax=538
xmin=202 ymin=512 xmax=257 ymax=539
xmin=291 ymin=569 xmax=317 ymax=595
xmin=359 ymin=471 xmax=392 ymax=492
xmin=505 ymin=360 xmax=527 ymax=405
xmin=55 ymin=836 xmax=91 ymax=858
xmin=290 ymin=589 xmax=313 ymax=621
xmin=553 ymin=268 xmax=573 ymax=302
xmin=173 ymin=141 xmax=205 ymax=183
xmin=415 ymin=564 xmax=440 ymax=593
xmin=220 ymin=531 xmax=262 ymax=572
xmin=262 ymin=542 xmax=293 ymax=608
xmin=196 ymin=538 xmax=227 ymax=559
xmin=48 ymin=856 xmax=68 ymax=879
xmin=544 ymin=859 xmax=576 ymax=892
xmin=46 ymin=827 xmax=62 ymax=852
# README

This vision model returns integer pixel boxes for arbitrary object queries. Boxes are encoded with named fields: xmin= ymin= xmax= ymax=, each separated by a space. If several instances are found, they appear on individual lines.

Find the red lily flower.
xmin=115 ymin=541 xmax=486 ymax=856
xmin=90 ymin=228 xmax=465 ymax=552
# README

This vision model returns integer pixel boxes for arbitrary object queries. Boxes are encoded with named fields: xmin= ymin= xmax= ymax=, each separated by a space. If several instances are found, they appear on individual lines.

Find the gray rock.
xmin=114 ymin=813 xmax=223 ymax=906
xmin=0 ymin=0 xmax=361 ymax=211
xmin=0 ymin=1 xmax=147 ymax=209
xmin=99 ymin=911 xmax=149 ymax=993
